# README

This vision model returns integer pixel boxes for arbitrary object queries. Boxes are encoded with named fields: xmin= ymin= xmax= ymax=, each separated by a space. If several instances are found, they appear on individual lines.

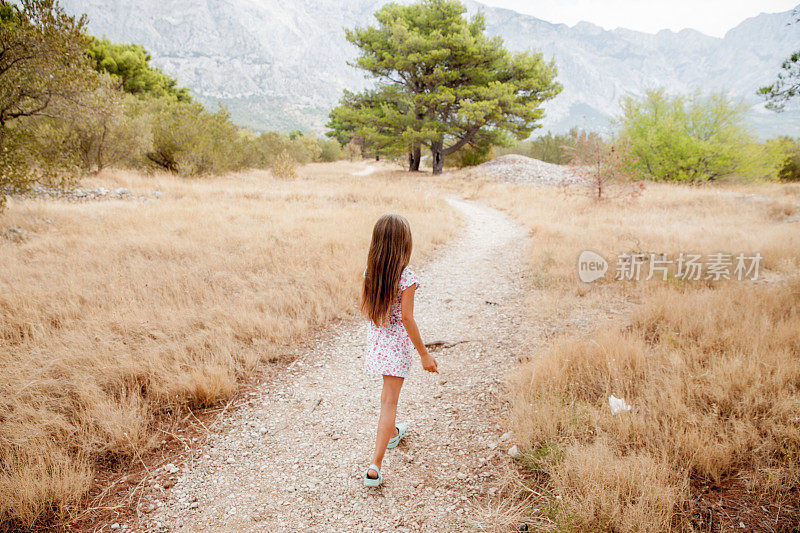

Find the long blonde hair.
xmin=361 ymin=214 xmax=413 ymax=327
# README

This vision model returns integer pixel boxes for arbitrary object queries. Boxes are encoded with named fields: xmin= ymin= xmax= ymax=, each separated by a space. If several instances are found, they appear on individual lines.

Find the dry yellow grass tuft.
xmin=469 ymin=177 xmax=800 ymax=531
xmin=0 ymin=163 xmax=456 ymax=530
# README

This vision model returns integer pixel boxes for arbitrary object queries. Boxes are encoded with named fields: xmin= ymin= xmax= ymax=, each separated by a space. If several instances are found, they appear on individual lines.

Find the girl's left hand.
xmin=421 ymin=353 xmax=438 ymax=373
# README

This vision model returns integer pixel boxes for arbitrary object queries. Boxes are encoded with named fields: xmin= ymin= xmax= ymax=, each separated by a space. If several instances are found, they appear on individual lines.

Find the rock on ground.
xmin=478 ymin=154 xmax=582 ymax=187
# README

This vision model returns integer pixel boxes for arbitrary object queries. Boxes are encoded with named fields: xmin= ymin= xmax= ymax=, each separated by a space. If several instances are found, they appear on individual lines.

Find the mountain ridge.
xmin=61 ymin=0 xmax=800 ymax=137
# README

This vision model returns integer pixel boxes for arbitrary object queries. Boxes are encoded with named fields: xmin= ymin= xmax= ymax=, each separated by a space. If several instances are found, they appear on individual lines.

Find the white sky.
xmin=477 ymin=0 xmax=799 ymax=37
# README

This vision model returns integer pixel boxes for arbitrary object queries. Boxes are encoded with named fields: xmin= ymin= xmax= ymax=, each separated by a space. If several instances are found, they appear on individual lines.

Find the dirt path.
xmin=144 ymin=198 xmax=529 ymax=532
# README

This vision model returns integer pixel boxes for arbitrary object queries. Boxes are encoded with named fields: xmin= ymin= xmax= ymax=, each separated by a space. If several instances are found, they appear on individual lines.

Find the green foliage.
xmin=451 ymin=135 xmax=495 ymax=168
xmin=451 ymin=143 xmax=493 ymax=168
xmin=335 ymin=0 xmax=561 ymax=173
xmin=87 ymin=37 xmax=192 ymax=102
xmin=760 ymin=49 xmax=800 ymax=112
xmin=25 ymin=75 xmax=152 ymax=173
xmin=735 ymin=137 xmax=792 ymax=182
xmin=0 ymin=2 xmax=345 ymax=211
xmin=317 ymin=138 xmax=343 ymax=162
xmin=776 ymin=138 xmax=800 ymax=181
xmin=327 ymin=86 xmax=416 ymax=161
xmin=0 ymin=0 xmax=95 ymax=207
xmin=144 ymin=98 xmax=242 ymax=176
xmin=496 ymin=129 xmax=593 ymax=165
xmin=618 ymin=89 xmax=762 ymax=182
xmin=0 ymin=128 xmax=34 ymax=208
xmin=0 ymin=0 xmax=94 ymax=127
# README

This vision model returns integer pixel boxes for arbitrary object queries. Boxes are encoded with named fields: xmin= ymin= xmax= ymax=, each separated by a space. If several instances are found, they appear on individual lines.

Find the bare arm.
xmin=401 ymin=285 xmax=438 ymax=373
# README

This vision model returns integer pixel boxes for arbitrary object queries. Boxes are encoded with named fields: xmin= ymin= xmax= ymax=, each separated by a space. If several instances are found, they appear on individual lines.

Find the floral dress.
xmin=364 ymin=267 xmax=420 ymax=378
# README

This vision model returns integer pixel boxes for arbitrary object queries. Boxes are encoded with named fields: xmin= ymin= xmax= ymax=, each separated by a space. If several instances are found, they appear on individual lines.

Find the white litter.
xmin=608 ymin=395 xmax=632 ymax=415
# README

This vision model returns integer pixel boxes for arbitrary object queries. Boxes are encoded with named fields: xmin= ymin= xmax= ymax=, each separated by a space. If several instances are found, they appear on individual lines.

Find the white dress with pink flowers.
xmin=364 ymin=267 xmax=420 ymax=378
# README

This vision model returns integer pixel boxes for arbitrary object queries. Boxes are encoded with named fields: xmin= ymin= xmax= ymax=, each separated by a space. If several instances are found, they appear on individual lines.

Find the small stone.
xmin=508 ymin=445 xmax=521 ymax=458
xmin=111 ymin=524 xmax=120 ymax=530
xmin=500 ymin=432 xmax=511 ymax=442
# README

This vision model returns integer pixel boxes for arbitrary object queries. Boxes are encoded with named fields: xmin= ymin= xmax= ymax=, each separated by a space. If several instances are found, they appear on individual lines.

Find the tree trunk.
xmin=431 ymin=140 xmax=444 ymax=175
xmin=408 ymin=144 xmax=421 ymax=171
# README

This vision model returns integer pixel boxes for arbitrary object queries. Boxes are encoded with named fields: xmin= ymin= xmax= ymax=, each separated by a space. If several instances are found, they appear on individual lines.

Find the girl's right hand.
xmin=421 ymin=353 xmax=438 ymax=373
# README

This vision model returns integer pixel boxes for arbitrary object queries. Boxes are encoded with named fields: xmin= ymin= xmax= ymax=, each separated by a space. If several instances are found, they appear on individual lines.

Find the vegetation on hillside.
xmin=0 ymin=0 xmax=342 ymax=211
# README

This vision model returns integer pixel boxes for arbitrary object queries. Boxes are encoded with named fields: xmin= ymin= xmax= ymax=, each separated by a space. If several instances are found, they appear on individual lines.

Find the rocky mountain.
xmin=62 ymin=0 xmax=800 ymax=137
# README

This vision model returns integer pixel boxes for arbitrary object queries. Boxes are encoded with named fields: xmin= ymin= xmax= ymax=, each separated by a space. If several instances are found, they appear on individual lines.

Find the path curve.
xmin=145 ymin=198 xmax=528 ymax=532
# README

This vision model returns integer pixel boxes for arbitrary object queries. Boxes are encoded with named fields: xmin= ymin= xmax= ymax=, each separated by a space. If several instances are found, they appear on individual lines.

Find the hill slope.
xmin=63 ymin=0 xmax=800 ymax=137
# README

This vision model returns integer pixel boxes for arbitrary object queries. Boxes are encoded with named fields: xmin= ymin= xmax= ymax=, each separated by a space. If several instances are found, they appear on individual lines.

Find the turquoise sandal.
xmin=364 ymin=464 xmax=382 ymax=487
xmin=387 ymin=422 xmax=408 ymax=449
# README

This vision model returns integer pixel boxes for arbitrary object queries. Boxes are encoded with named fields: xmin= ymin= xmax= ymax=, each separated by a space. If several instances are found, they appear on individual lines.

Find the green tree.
xmin=327 ymin=86 xmax=418 ymax=165
xmin=618 ymin=89 xmax=756 ymax=182
xmin=0 ymin=0 xmax=93 ymax=126
xmin=0 ymin=0 xmax=96 ymax=207
xmin=759 ymin=10 xmax=800 ymax=112
xmin=343 ymin=0 xmax=561 ymax=174
xmin=759 ymin=50 xmax=800 ymax=112
xmin=87 ymin=37 xmax=192 ymax=102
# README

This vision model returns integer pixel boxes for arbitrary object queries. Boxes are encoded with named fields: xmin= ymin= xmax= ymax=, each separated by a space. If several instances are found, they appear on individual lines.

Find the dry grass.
xmin=0 ymin=162 xmax=456 ymax=530
xmin=467 ymin=176 xmax=800 ymax=531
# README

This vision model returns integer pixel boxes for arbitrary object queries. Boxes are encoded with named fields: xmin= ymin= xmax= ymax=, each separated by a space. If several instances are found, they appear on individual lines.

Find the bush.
xmin=777 ymin=138 xmax=800 ymax=181
xmin=145 ymin=99 xmax=242 ymax=176
xmin=452 ymin=142 xmax=493 ymax=168
xmin=618 ymin=89 xmax=759 ymax=182
xmin=317 ymin=139 xmax=343 ymax=162
xmin=495 ymin=130 xmax=581 ymax=164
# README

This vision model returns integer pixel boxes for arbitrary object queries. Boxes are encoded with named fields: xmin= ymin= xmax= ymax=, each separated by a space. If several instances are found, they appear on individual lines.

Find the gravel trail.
xmin=145 ymin=198 xmax=528 ymax=532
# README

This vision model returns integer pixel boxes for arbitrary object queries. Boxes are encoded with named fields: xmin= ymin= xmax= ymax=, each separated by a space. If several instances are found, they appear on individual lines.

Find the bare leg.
xmin=368 ymin=375 xmax=404 ymax=478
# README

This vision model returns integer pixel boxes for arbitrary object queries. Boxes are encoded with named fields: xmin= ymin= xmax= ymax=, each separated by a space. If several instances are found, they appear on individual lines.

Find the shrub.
xmin=145 ymin=99 xmax=241 ymax=176
xmin=778 ymin=138 xmax=800 ymax=181
xmin=495 ymin=130 xmax=581 ymax=164
xmin=452 ymin=142 xmax=493 ymax=168
xmin=317 ymin=138 xmax=343 ymax=162
xmin=618 ymin=89 xmax=756 ymax=182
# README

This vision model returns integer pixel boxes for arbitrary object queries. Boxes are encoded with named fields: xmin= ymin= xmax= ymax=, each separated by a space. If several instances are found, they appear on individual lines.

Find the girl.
xmin=361 ymin=214 xmax=438 ymax=487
